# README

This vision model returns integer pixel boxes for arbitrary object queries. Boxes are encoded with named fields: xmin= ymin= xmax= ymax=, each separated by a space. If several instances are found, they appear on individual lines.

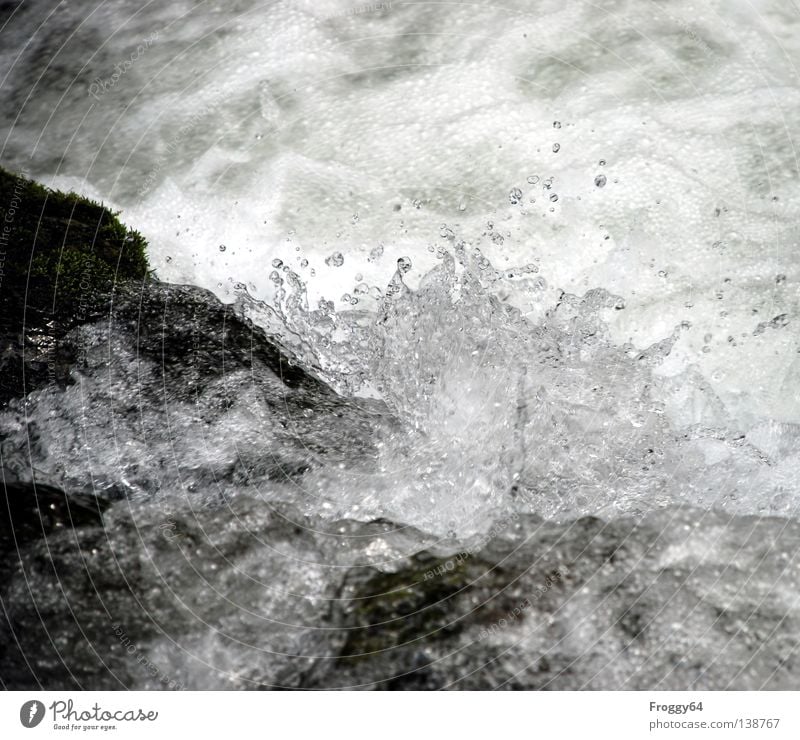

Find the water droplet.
xmin=594 ymin=174 xmax=607 ymax=188
xmin=269 ymin=271 xmax=281 ymax=283
xmin=300 ymin=259 xmax=308 ymax=268
xmin=527 ymin=175 xmax=540 ymax=185
xmin=325 ymin=251 xmax=344 ymax=267
xmin=549 ymin=193 xmax=559 ymax=202
xmin=508 ymin=187 xmax=523 ymax=205
xmin=599 ymin=159 xmax=606 ymax=166
xmin=776 ymin=274 xmax=786 ymax=284
xmin=271 ymin=258 xmax=283 ymax=268
xmin=553 ymin=121 xmax=561 ymax=129
xmin=351 ymin=213 xmax=359 ymax=224
xmin=397 ymin=256 xmax=412 ymax=274
xmin=218 ymin=244 xmax=227 ymax=252
xmin=552 ymin=143 xmax=561 ymax=153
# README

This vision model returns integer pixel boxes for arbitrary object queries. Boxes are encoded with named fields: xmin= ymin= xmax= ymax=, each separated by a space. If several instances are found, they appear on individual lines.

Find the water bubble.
xmin=553 ymin=120 xmax=562 ymax=129
xmin=552 ymin=143 xmax=561 ymax=153
xmin=397 ymin=256 xmax=412 ymax=274
xmin=599 ymin=159 xmax=606 ymax=166
xmin=527 ymin=175 xmax=540 ymax=185
xmin=218 ymin=244 xmax=227 ymax=252
xmin=594 ymin=174 xmax=607 ymax=188
xmin=271 ymin=258 xmax=283 ymax=268
xmin=351 ymin=213 xmax=359 ymax=224
xmin=776 ymin=274 xmax=786 ymax=284
xmin=325 ymin=251 xmax=345 ymax=267
xmin=412 ymin=199 xmax=423 ymax=209
xmin=458 ymin=198 xmax=467 ymax=211
xmin=300 ymin=259 xmax=308 ymax=268
xmin=368 ymin=244 xmax=384 ymax=262
xmin=549 ymin=193 xmax=559 ymax=202
xmin=354 ymin=283 xmax=370 ymax=296
xmin=269 ymin=270 xmax=281 ymax=283
xmin=508 ymin=187 xmax=523 ymax=205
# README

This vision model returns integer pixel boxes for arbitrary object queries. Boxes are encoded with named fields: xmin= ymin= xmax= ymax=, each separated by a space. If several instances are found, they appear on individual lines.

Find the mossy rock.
xmin=0 ymin=167 xmax=149 ymax=404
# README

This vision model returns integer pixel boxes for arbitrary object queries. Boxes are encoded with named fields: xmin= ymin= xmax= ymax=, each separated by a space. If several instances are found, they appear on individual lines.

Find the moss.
xmin=338 ymin=555 xmax=474 ymax=661
xmin=0 ymin=166 xmax=149 ymax=403
xmin=0 ymin=166 xmax=148 ymax=333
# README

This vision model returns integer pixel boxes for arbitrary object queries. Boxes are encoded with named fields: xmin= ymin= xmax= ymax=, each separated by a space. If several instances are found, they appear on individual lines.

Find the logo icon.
xmin=20 ymin=701 xmax=45 ymax=728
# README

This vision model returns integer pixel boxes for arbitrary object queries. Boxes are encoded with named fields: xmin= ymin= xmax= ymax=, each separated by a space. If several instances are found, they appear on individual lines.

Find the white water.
xmin=1 ymin=0 xmax=799 ymax=534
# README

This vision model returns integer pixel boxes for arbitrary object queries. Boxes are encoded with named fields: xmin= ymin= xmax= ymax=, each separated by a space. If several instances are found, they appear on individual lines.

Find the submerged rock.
xmin=2 ymin=502 xmax=799 ymax=690
xmin=0 ymin=278 xmax=386 ymax=503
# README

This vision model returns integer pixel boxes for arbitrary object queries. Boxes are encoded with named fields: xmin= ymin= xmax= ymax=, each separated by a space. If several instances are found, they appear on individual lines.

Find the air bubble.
xmin=594 ymin=174 xmax=607 ymax=188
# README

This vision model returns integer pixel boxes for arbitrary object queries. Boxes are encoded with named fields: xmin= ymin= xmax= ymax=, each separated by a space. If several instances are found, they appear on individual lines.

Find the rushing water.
xmin=1 ymin=0 xmax=799 ymax=689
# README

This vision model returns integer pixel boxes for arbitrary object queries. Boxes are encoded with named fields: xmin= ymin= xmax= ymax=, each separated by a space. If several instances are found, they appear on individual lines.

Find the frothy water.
xmin=2 ymin=0 xmax=799 ymax=531
xmin=1 ymin=0 xmax=800 ymax=690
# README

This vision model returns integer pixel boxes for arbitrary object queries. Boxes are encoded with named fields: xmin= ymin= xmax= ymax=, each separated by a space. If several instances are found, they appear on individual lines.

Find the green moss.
xmin=0 ymin=166 xmax=149 ymax=404
xmin=339 ymin=555 xmax=473 ymax=660
xmin=0 ymin=166 xmax=149 ymax=334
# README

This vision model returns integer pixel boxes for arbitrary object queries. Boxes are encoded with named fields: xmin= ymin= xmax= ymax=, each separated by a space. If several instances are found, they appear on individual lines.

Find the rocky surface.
xmin=3 ymin=494 xmax=799 ymax=690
